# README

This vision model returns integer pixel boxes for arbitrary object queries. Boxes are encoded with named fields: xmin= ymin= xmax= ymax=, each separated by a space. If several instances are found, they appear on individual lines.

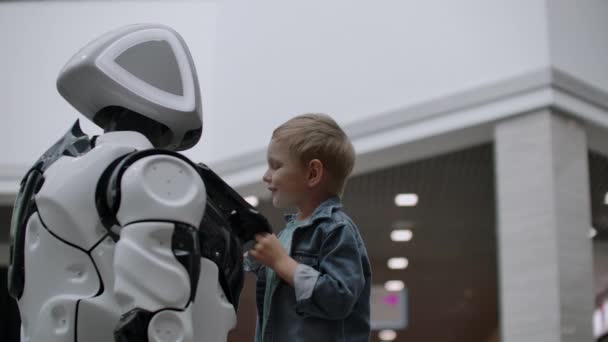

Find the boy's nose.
xmin=262 ymin=170 xmax=271 ymax=183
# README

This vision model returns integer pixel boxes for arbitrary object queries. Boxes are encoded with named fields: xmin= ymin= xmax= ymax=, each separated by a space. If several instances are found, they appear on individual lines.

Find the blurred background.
xmin=1 ymin=1 xmax=607 ymax=341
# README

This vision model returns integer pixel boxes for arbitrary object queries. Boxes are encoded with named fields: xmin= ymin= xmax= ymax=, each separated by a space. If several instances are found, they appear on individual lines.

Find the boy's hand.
xmin=249 ymin=233 xmax=288 ymax=268
xmin=250 ymin=233 xmax=298 ymax=287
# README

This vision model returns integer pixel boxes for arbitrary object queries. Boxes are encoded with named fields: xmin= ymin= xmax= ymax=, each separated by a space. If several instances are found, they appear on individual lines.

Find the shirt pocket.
xmin=291 ymin=250 xmax=319 ymax=269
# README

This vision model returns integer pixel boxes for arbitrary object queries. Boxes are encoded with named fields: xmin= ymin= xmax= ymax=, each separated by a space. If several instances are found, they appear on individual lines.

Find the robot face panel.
xmin=57 ymin=24 xmax=203 ymax=151
xmin=115 ymin=40 xmax=183 ymax=96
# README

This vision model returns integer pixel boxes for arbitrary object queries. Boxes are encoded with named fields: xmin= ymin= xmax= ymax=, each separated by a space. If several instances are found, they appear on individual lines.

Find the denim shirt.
xmin=247 ymin=197 xmax=372 ymax=342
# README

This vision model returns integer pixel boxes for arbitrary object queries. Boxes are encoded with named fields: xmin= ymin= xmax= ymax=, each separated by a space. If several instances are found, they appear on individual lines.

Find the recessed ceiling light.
xmin=604 ymin=193 xmax=608 ymax=205
xmin=391 ymin=229 xmax=413 ymax=242
xmin=395 ymin=193 xmax=418 ymax=207
xmin=388 ymin=257 xmax=409 ymax=270
xmin=245 ymin=195 xmax=259 ymax=207
xmin=384 ymin=280 xmax=405 ymax=292
xmin=379 ymin=329 xmax=397 ymax=341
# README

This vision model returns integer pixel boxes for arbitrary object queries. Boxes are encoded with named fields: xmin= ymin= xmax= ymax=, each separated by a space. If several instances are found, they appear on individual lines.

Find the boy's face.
xmin=263 ymin=139 xmax=309 ymax=209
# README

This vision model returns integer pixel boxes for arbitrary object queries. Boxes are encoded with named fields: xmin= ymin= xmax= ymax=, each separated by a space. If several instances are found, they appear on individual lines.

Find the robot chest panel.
xmin=35 ymin=144 xmax=134 ymax=250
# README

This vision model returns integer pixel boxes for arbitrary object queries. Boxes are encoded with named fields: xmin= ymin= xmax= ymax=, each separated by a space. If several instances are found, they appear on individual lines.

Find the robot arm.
xmin=195 ymin=162 xmax=272 ymax=245
xmin=98 ymin=150 xmax=205 ymax=342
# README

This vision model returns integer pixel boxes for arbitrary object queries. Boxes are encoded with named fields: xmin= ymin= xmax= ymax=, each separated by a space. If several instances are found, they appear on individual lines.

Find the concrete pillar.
xmin=494 ymin=110 xmax=594 ymax=342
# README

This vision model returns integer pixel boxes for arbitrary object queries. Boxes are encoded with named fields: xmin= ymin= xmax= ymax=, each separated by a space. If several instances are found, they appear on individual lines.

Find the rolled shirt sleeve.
xmin=294 ymin=223 xmax=366 ymax=320
xmin=294 ymin=264 xmax=320 ymax=301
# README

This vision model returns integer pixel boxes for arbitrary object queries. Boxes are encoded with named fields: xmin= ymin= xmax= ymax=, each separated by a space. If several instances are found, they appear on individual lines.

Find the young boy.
xmin=248 ymin=113 xmax=372 ymax=342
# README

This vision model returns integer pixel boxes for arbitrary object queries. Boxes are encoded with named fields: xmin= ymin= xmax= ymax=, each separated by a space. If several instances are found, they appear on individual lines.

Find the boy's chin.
xmin=272 ymin=197 xmax=288 ymax=209
xmin=272 ymin=194 xmax=296 ymax=209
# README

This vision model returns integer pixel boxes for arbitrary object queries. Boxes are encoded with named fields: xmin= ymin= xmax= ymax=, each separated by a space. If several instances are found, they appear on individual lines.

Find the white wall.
xmin=188 ymin=0 xmax=550 ymax=164
xmin=1 ymin=0 xmax=560 ymax=193
xmin=547 ymin=0 xmax=608 ymax=94
xmin=0 ymin=1 xmax=217 ymax=170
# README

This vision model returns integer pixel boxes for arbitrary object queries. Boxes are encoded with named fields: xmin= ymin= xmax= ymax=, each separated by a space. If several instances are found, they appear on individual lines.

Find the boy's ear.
xmin=307 ymin=159 xmax=324 ymax=187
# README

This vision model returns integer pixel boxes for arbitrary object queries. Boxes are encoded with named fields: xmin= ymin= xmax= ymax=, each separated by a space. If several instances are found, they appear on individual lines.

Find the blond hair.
xmin=272 ymin=113 xmax=355 ymax=195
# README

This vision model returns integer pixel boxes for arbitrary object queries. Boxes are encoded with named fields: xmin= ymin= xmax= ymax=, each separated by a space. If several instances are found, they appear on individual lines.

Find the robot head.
xmin=57 ymin=24 xmax=202 ymax=151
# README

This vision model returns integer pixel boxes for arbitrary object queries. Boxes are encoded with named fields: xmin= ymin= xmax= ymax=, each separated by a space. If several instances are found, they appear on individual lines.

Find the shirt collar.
xmin=283 ymin=196 xmax=342 ymax=228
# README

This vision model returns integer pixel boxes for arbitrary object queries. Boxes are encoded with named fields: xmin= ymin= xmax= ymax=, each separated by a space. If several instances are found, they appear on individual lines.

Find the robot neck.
xmin=95 ymin=106 xmax=169 ymax=148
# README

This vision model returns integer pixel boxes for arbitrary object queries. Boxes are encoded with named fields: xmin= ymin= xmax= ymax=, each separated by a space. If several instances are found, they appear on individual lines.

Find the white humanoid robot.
xmin=7 ymin=24 xmax=270 ymax=342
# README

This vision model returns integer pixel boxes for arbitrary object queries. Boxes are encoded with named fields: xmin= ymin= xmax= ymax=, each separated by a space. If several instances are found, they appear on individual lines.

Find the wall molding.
xmin=218 ymin=67 xmax=608 ymax=198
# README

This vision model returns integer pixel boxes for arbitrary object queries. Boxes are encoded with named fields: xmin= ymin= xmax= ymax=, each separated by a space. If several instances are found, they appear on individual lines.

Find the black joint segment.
xmin=227 ymin=208 xmax=273 ymax=244
xmin=195 ymin=163 xmax=272 ymax=244
xmin=114 ymin=308 xmax=153 ymax=342
xmin=95 ymin=155 xmax=129 ymax=242
xmin=172 ymin=224 xmax=201 ymax=302
xmin=193 ymin=163 xmax=277 ymax=310
xmin=96 ymin=149 xmax=200 ymax=242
